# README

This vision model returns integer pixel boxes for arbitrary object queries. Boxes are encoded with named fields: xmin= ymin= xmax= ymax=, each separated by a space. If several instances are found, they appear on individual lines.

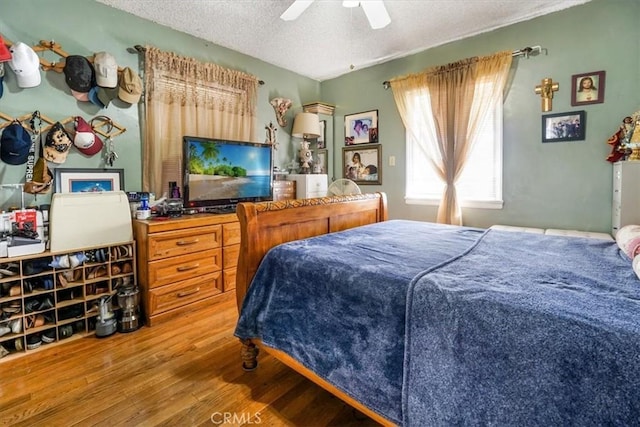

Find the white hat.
xmin=94 ymin=51 xmax=118 ymax=88
xmin=8 ymin=42 xmax=41 ymax=88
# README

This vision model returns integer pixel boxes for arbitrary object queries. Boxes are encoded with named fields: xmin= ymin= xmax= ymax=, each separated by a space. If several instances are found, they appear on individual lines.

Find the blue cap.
xmin=88 ymin=85 xmax=105 ymax=108
xmin=1 ymin=122 xmax=32 ymax=165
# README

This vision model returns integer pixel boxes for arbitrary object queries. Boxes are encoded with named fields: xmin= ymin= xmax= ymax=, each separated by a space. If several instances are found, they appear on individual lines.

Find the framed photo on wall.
xmin=345 ymin=110 xmax=378 ymax=145
xmin=542 ymin=111 xmax=586 ymax=143
xmin=571 ymin=70 xmax=605 ymax=106
xmin=54 ymin=168 xmax=125 ymax=193
xmin=343 ymin=144 xmax=381 ymax=185
xmin=315 ymin=149 xmax=328 ymax=174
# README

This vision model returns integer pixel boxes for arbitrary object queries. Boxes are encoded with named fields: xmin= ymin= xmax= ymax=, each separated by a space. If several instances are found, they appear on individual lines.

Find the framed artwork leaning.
xmin=54 ymin=168 xmax=125 ymax=193
xmin=343 ymin=144 xmax=381 ymax=185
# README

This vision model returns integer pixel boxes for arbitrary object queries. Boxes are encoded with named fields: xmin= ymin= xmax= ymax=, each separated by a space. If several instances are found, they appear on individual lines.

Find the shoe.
xmin=26 ymin=334 xmax=42 ymax=350
xmin=0 ymin=344 xmax=9 ymax=358
xmin=122 ymin=262 xmax=133 ymax=274
xmin=49 ymin=255 xmax=70 ymax=269
xmin=0 ymin=263 xmax=19 ymax=276
xmin=111 ymin=264 xmax=122 ymax=275
xmin=23 ymin=280 xmax=33 ymax=294
xmin=43 ymin=277 xmax=54 ymax=291
xmin=24 ymin=299 xmax=40 ymax=313
xmin=59 ymin=325 xmax=73 ymax=339
xmin=24 ymin=259 xmax=50 ymax=275
xmin=57 ymin=273 xmax=68 ymax=288
xmin=69 ymin=252 xmax=87 ymax=269
xmin=87 ymin=265 xmax=107 ymax=279
xmin=14 ymin=337 xmax=23 ymax=351
xmin=41 ymin=329 xmax=56 ymax=343
xmin=38 ymin=298 xmax=54 ymax=311
xmin=0 ymin=325 xmax=11 ymax=337
xmin=9 ymin=285 xmax=21 ymax=296
xmin=10 ymin=318 xmax=22 ymax=334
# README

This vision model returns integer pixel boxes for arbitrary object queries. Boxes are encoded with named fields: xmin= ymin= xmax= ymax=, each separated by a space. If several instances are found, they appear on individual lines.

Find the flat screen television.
xmin=182 ymin=136 xmax=273 ymax=212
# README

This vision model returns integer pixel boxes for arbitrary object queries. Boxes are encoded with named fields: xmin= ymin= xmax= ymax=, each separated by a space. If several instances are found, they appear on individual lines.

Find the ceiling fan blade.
xmin=281 ymin=0 xmax=315 ymax=21
xmin=360 ymin=0 xmax=391 ymax=29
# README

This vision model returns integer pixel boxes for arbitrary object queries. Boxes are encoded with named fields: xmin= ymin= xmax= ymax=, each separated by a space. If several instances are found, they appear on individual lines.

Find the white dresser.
xmin=288 ymin=174 xmax=328 ymax=199
xmin=612 ymin=161 xmax=640 ymax=236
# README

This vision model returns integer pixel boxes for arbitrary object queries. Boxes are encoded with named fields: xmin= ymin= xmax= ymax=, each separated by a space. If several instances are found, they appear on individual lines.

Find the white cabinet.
xmin=288 ymin=174 xmax=328 ymax=199
xmin=612 ymin=161 xmax=640 ymax=236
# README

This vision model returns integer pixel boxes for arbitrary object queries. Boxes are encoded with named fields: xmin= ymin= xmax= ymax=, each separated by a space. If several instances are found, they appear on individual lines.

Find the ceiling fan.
xmin=281 ymin=0 xmax=391 ymax=29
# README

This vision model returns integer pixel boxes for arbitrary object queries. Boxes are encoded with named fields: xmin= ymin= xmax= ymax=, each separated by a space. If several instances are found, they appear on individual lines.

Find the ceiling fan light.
xmin=361 ymin=0 xmax=391 ymax=29
xmin=281 ymin=0 xmax=315 ymax=21
xmin=342 ymin=1 xmax=360 ymax=7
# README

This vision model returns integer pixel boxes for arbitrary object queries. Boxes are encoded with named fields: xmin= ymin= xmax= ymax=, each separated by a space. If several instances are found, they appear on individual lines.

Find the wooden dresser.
xmin=133 ymin=214 xmax=238 ymax=326
xmin=273 ymin=179 xmax=296 ymax=201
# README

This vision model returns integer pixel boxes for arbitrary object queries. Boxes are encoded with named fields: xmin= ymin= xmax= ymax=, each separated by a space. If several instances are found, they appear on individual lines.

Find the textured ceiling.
xmin=96 ymin=0 xmax=591 ymax=81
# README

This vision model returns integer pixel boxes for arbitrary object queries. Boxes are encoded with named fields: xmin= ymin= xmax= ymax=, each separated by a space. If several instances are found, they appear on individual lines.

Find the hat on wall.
xmin=71 ymin=89 xmax=90 ymax=102
xmin=88 ymin=86 xmax=105 ymax=108
xmin=0 ymin=122 xmax=31 ymax=165
xmin=44 ymin=122 xmax=73 ymax=164
xmin=8 ymin=42 xmax=41 ymax=88
xmin=73 ymin=116 xmax=103 ymax=156
xmin=0 ymin=36 xmax=11 ymax=62
xmin=94 ymin=51 xmax=118 ymax=88
xmin=118 ymin=67 xmax=142 ymax=104
xmin=63 ymin=55 xmax=95 ymax=93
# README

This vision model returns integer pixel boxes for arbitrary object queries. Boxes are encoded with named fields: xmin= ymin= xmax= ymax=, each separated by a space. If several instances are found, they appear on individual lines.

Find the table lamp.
xmin=291 ymin=112 xmax=321 ymax=173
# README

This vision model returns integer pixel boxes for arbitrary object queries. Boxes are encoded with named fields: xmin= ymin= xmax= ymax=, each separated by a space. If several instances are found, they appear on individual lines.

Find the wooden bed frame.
xmin=235 ymin=192 xmax=392 ymax=426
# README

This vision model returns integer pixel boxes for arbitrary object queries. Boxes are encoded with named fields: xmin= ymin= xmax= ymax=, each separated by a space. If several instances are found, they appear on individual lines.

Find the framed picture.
xmin=54 ymin=168 xmax=125 ymax=193
xmin=317 ymin=120 xmax=326 ymax=149
xmin=571 ymin=70 xmax=605 ymax=106
xmin=315 ymin=149 xmax=328 ymax=174
xmin=542 ymin=111 xmax=586 ymax=143
xmin=343 ymin=144 xmax=381 ymax=185
xmin=345 ymin=110 xmax=378 ymax=145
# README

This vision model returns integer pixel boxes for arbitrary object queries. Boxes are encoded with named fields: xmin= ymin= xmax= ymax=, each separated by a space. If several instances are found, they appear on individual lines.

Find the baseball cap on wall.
xmin=118 ymin=67 xmax=142 ymax=104
xmin=94 ymin=52 xmax=118 ymax=88
xmin=73 ymin=116 xmax=103 ymax=156
xmin=0 ymin=63 xmax=4 ymax=99
xmin=8 ymin=42 xmax=41 ymax=88
xmin=0 ymin=36 xmax=11 ymax=62
xmin=63 ymin=55 xmax=95 ymax=93
xmin=0 ymin=122 xmax=32 ymax=165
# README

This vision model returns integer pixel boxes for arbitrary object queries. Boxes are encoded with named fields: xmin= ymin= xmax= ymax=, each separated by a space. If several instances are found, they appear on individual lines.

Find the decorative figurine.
xmin=298 ymin=140 xmax=312 ymax=173
xmin=534 ymin=78 xmax=559 ymax=112
xmin=265 ymin=121 xmax=278 ymax=150
xmin=270 ymin=97 xmax=292 ymax=127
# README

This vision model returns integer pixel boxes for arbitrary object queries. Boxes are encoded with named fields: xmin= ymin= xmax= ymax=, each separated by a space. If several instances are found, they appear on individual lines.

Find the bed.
xmin=234 ymin=192 xmax=640 ymax=426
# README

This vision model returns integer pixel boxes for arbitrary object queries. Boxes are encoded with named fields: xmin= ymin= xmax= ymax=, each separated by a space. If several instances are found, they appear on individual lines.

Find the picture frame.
xmin=343 ymin=144 xmax=381 ymax=185
xmin=542 ymin=111 xmax=586 ymax=143
xmin=315 ymin=149 xmax=328 ymax=174
xmin=345 ymin=110 xmax=378 ymax=145
xmin=316 ymin=120 xmax=326 ymax=149
xmin=571 ymin=70 xmax=605 ymax=106
xmin=54 ymin=168 xmax=125 ymax=193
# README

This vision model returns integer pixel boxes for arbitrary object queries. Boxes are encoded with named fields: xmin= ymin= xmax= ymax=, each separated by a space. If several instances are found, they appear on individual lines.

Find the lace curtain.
xmin=142 ymin=46 xmax=259 ymax=196
xmin=390 ymin=51 xmax=512 ymax=225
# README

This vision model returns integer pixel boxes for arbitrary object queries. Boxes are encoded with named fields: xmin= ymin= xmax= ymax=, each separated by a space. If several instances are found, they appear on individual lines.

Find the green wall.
xmin=322 ymin=0 xmax=640 ymax=232
xmin=0 ymin=0 xmax=319 ymax=207
xmin=1 ymin=0 xmax=638 ymax=233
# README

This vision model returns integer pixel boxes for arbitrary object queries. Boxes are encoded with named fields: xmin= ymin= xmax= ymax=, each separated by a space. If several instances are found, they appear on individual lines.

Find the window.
xmin=405 ymin=82 xmax=503 ymax=209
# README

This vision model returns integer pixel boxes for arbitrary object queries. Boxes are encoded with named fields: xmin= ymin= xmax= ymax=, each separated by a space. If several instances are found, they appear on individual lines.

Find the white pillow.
xmin=616 ymin=225 xmax=640 ymax=259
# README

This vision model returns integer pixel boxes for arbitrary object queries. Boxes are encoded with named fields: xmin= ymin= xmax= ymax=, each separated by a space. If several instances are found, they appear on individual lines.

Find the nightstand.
xmin=288 ymin=174 xmax=328 ymax=199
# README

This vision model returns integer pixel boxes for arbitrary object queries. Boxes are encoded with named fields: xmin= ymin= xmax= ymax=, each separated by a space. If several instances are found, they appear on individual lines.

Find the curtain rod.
xmin=128 ymin=45 xmax=265 ymax=86
xmin=381 ymin=45 xmax=544 ymax=89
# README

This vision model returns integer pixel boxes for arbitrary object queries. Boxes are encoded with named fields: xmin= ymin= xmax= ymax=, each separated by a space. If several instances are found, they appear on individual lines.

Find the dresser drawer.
xmin=147 ymin=272 xmax=223 ymax=315
xmin=223 ymin=244 xmax=240 ymax=270
xmin=223 ymin=268 xmax=236 ymax=291
xmin=223 ymin=222 xmax=240 ymax=246
xmin=147 ymin=225 xmax=221 ymax=260
xmin=148 ymin=248 xmax=221 ymax=288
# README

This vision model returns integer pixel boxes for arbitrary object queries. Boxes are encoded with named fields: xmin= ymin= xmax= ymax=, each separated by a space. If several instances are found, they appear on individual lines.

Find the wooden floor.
xmin=0 ymin=294 xmax=381 ymax=426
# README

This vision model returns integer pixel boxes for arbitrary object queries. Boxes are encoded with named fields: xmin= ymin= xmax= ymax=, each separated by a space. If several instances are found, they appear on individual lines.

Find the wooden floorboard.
xmin=0 ymin=295 xmax=381 ymax=426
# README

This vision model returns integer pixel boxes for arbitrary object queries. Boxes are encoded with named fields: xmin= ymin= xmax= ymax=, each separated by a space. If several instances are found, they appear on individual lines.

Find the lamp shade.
xmin=291 ymin=112 xmax=321 ymax=138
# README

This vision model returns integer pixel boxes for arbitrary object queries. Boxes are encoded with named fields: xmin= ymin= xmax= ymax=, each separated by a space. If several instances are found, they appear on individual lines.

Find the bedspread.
xmin=235 ymin=221 xmax=640 ymax=425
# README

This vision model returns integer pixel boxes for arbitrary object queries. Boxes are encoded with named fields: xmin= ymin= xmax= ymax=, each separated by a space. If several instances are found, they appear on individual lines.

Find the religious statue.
xmin=269 ymin=97 xmax=292 ymax=127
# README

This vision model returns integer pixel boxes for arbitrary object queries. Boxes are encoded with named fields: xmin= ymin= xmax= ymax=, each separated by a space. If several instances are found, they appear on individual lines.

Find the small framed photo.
xmin=54 ymin=168 xmax=125 ymax=193
xmin=343 ymin=144 xmax=381 ymax=185
xmin=315 ymin=149 xmax=328 ymax=174
xmin=571 ymin=70 xmax=605 ymax=106
xmin=317 ymin=120 xmax=326 ymax=149
xmin=345 ymin=110 xmax=378 ymax=145
xmin=542 ymin=111 xmax=586 ymax=143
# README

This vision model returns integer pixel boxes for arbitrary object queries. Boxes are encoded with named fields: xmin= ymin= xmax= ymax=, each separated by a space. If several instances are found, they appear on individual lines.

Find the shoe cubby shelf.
xmin=0 ymin=241 xmax=136 ymax=362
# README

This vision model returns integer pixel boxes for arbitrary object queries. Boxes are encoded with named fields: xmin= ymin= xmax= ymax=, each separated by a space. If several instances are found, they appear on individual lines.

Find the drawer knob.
xmin=177 ymin=287 xmax=201 ymax=297
xmin=176 ymin=239 xmax=199 ymax=246
xmin=177 ymin=263 xmax=199 ymax=272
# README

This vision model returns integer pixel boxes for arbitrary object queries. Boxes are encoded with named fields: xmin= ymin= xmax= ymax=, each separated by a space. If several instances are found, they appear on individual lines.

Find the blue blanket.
xmin=235 ymin=221 xmax=640 ymax=425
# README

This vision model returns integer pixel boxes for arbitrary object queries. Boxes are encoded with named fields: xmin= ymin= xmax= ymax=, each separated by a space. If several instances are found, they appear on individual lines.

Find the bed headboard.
xmin=235 ymin=192 xmax=388 ymax=310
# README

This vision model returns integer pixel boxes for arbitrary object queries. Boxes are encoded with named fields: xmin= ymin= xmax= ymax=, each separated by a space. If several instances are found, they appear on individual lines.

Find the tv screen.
xmin=182 ymin=136 xmax=273 ymax=211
